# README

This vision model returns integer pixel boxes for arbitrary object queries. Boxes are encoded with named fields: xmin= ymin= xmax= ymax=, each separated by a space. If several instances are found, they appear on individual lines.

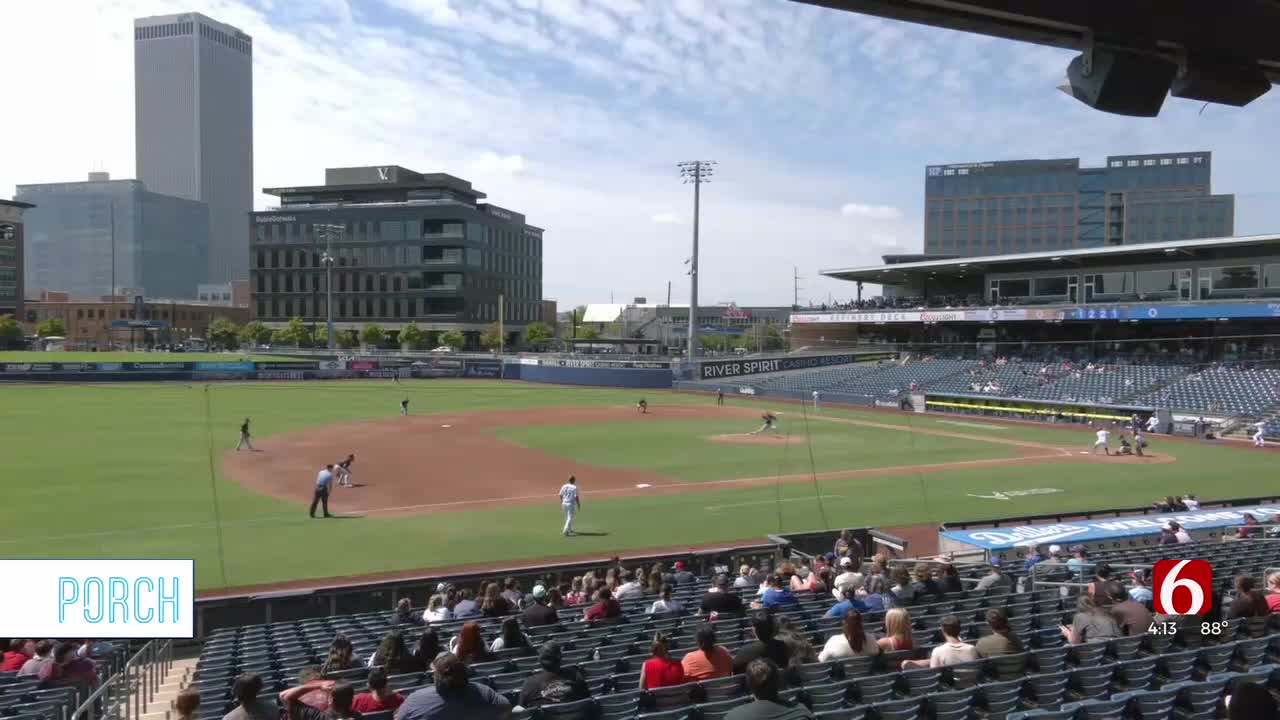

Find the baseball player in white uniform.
xmin=1254 ymin=421 xmax=1267 ymax=448
xmin=1146 ymin=414 xmax=1160 ymax=433
xmin=1093 ymin=427 xmax=1110 ymax=455
xmin=559 ymin=475 xmax=581 ymax=536
xmin=751 ymin=412 xmax=780 ymax=435
xmin=812 ymin=390 xmax=821 ymax=412
xmin=335 ymin=454 xmax=355 ymax=488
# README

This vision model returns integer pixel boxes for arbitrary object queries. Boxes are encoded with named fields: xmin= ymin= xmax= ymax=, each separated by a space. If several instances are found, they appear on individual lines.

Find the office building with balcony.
xmin=250 ymin=166 xmax=543 ymax=346
xmin=923 ymin=152 xmax=1235 ymax=256
xmin=0 ymin=199 xmax=34 ymax=321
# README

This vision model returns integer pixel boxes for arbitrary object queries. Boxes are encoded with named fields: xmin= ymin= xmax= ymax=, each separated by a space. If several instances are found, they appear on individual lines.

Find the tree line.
xmin=205 ymin=317 xmax=556 ymax=352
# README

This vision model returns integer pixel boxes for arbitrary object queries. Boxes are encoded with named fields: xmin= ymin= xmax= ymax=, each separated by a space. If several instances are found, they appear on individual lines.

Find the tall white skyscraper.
xmin=134 ymin=12 xmax=253 ymax=283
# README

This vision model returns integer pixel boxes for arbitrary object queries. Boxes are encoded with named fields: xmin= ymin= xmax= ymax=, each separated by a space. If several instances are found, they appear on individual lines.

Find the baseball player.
xmin=637 ymin=398 xmax=648 ymax=414
xmin=1134 ymin=432 xmax=1148 ymax=457
xmin=1254 ymin=421 xmax=1267 ymax=448
xmin=335 ymin=453 xmax=356 ymax=488
xmin=1092 ymin=426 xmax=1110 ymax=455
xmin=235 ymin=417 xmax=255 ymax=451
xmin=717 ymin=388 xmax=725 ymax=406
xmin=1146 ymin=414 xmax=1160 ymax=433
xmin=400 ymin=398 xmax=410 ymax=416
xmin=812 ymin=390 xmax=821 ymax=412
xmin=559 ymin=475 xmax=581 ymax=536
xmin=751 ymin=412 xmax=779 ymax=435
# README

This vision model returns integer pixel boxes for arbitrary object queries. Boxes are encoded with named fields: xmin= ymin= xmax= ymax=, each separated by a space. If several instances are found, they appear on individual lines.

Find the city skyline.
xmin=2 ymin=0 xmax=1278 ymax=306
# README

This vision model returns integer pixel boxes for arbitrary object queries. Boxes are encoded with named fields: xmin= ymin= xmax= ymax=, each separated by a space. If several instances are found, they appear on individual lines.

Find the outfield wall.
xmin=504 ymin=362 xmax=673 ymax=388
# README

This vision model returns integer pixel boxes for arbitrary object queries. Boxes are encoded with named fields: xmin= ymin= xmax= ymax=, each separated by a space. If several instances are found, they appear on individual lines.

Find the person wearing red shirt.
xmin=583 ymin=588 xmax=621 ymax=622
xmin=350 ymin=668 xmax=404 ymax=714
xmin=639 ymin=633 xmax=685 ymax=690
xmin=1 ymin=640 xmax=32 ymax=672
xmin=1267 ymin=572 xmax=1280 ymax=613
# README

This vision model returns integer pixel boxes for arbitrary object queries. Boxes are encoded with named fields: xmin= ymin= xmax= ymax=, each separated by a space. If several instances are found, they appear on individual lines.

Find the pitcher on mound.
xmin=751 ymin=412 xmax=780 ymax=435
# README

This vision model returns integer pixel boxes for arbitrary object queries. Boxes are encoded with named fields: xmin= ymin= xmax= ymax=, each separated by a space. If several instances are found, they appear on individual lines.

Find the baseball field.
xmin=3 ymin=379 xmax=1273 ymax=592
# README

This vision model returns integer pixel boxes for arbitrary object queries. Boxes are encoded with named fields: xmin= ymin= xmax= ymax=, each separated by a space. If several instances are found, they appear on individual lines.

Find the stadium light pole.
xmin=678 ymin=160 xmax=715 ymax=366
xmin=320 ymin=224 xmax=338 ymax=349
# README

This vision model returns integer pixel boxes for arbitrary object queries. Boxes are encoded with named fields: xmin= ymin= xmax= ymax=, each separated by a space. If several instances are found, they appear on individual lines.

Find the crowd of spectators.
xmin=0 ymin=638 xmax=110 ymax=695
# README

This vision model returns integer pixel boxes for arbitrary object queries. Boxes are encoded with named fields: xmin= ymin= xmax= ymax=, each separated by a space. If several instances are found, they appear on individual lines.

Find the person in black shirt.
xmin=517 ymin=642 xmax=589 ymax=710
xmin=522 ymin=586 xmax=559 ymax=627
xmin=400 ymin=399 xmax=410 ymax=416
xmin=236 ymin=418 xmax=255 ymax=451
xmin=391 ymin=598 xmax=425 ymax=627
xmin=731 ymin=612 xmax=792 ymax=676
xmin=701 ymin=575 xmax=746 ymax=618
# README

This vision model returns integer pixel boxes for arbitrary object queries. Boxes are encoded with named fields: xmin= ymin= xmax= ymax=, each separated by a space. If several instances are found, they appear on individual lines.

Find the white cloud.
xmin=383 ymin=0 xmax=458 ymax=25
xmin=650 ymin=212 xmax=682 ymax=225
xmin=470 ymin=152 xmax=527 ymax=176
xmin=840 ymin=203 xmax=905 ymax=220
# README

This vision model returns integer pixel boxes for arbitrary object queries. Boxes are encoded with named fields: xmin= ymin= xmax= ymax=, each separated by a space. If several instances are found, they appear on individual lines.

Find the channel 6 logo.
xmin=1153 ymin=559 xmax=1213 ymax=615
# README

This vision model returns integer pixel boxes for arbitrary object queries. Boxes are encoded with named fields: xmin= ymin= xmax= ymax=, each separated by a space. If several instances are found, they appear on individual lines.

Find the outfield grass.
xmin=2 ymin=380 xmax=1273 ymax=590
xmin=0 ymin=351 xmax=304 ymax=362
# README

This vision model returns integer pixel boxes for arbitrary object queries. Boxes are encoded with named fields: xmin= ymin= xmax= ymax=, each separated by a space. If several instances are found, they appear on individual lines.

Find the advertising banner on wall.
xmin=464 ymin=360 xmax=503 ymax=378
xmin=700 ymin=353 xmax=863 ymax=380
xmin=553 ymin=358 xmax=671 ymax=369
xmin=1062 ymin=302 xmax=1280 ymax=321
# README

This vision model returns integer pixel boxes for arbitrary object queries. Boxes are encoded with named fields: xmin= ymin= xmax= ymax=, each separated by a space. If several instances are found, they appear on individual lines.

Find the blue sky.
xmin=2 ymin=0 xmax=1277 ymax=306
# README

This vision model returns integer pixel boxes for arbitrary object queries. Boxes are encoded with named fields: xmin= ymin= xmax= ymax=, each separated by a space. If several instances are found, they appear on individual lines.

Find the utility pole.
xmin=109 ymin=201 xmax=116 ymax=350
xmin=678 ymin=160 xmax=715 ymax=365
xmin=319 ymin=224 xmax=340 ymax=349
xmin=793 ymin=266 xmax=803 ymax=309
xmin=498 ymin=292 xmax=505 ymax=355
xmin=666 ymin=281 xmax=671 ymax=307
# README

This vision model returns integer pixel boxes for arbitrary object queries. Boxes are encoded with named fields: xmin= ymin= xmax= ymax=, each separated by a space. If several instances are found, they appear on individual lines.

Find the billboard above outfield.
xmin=792 ymin=301 xmax=1280 ymax=325
xmin=699 ymin=352 xmax=889 ymax=380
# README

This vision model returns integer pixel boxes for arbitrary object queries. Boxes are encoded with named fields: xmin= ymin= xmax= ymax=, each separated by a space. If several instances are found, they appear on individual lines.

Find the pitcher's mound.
xmin=708 ymin=433 xmax=803 ymax=447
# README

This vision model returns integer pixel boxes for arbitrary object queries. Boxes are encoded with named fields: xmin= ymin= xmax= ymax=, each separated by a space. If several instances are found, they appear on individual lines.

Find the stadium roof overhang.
xmin=791 ymin=0 xmax=1280 ymax=115
xmin=822 ymin=235 xmax=1280 ymax=284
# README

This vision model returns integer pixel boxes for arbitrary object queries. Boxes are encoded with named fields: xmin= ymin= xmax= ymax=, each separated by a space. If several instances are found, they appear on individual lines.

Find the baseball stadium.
xmin=6 ymin=2 xmax=1280 ymax=720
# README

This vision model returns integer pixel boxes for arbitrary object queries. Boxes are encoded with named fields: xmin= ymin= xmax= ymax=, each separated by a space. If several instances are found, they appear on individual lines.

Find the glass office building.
xmin=923 ymin=152 xmax=1234 ymax=256
xmin=15 ymin=175 xmax=210 ymax=300
xmin=0 ymin=200 xmax=34 ymax=321
xmin=251 ymin=166 xmax=543 ymax=346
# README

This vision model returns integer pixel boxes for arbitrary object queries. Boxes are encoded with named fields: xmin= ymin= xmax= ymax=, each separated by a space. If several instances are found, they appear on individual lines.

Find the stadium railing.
xmin=70 ymin=640 xmax=172 ymax=720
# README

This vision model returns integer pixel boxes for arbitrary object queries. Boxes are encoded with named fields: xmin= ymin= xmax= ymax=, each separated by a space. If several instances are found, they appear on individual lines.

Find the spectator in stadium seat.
xmin=639 ymin=632 xmax=685 ymax=690
xmin=369 ymin=631 xmax=411 ymax=673
xmin=1061 ymin=594 xmax=1122 ymax=644
xmin=1227 ymin=681 xmax=1277 ymax=720
xmin=904 ymin=615 xmax=976 ymax=669
xmin=860 ymin=575 xmax=897 ymax=612
xmin=391 ymin=598 xmax=424 ymax=627
xmin=548 ymin=587 xmax=565 ymax=610
xmin=818 ymin=610 xmax=881 ymax=661
xmin=516 ymin=642 xmax=589 ymax=710
xmin=912 ymin=563 xmax=945 ymax=601
xmin=681 ymin=624 xmax=733 ymax=681
xmin=521 ymin=585 xmax=558 ymax=627
xmin=831 ymin=557 xmax=864 ymax=600
xmin=583 ymin=588 xmax=623 ymax=622
xmin=1 ymin=640 xmax=32 ymax=672
xmin=806 ymin=568 xmax=832 ymax=595
xmin=723 ymin=659 xmax=813 ymax=720
xmin=1107 ymin=582 xmax=1153 ymax=636
xmin=975 ymin=609 xmax=1023 ymax=657
xmin=280 ymin=680 xmax=361 ymax=720
xmin=1128 ymin=570 xmax=1153 ymax=606
xmin=397 ymin=653 xmax=511 ymax=720
xmin=450 ymin=622 xmax=495 ymax=665
xmin=499 ymin=578 xmax=523 ymax=608
xmin=223 ymin=674 xmax=276 ymax=720
xmin=614 ymin=569 xmax=644 ymax=600
xmin=774 ymin=617 xmax=817 ymax=666
xmin=672 ymin=561 xmax=697 ymax=587
xmin=1170 ymin=521 xmax=1192 ymax=544
xmin=1236 ymin=514 xmax=1263 ymax=540
xmin=480 ymin=583 xmax=512 ymax=618
xmin=175 ymin=690 xmax=201 ymax=720
xmin=974 ymin=558 xmax=1011 ymax=592
xmin=648 ymin=584 xmax=684 ymax=616
xmin=1265 ymin=572 xmax=1280 ymax=613
xmin=321 ymin=635 xmax=360 ymax=676
xmin=39 ymin=641 xmax=97 ymax=692
xmin=701 ymin=574 xmax=746 ymax=618
xmin=938 ymin=563 xmax=963 ymax=594
xmin=754 ymin=574 xmax=798 ymax=611
xmin=860 ymin=559 xmax=888 ymax=592
xmin=823 ymin=586 xmax=867 ymax=619
xmin=890 ymin=567 xmax=916 ymax=604
xmin=1086 ymin=563 xmax=1113 ymax=598
xmin=451 ymin=589 xmax=478 ymax=619
xmin=645 ymin=565 xmax=665 ymax=595
xmin=1022 ymin=546 xmax=1045 ymax=574
xmin=564 ymin=578 xmax=586 ymax=606
xmin=422 ymin=595 xmax=452 ymax=624
xmin=290 ymin=668 xmax=331 ymax=714
xmin=732 ymin=612 xmax=792 ymax=675
xmin=351 ymin=668 xmax=404 ymax=714
xmin=407 ymin=629 xmax=442 ymax=672
xmin=877 ymin=608 xmax=913 ymax=653
xmin=488 ymin=618 xmax=531 ymax=654
xmin=18 ymin=640 xmax=53 ymax=677
xmin=1066 ymin=547 xmax=1089 ymax=578
xmin=1035 ymin=546 xmax=1070 ymax=583
xmin=1227 ymin=576 xmax=1270 ymax=619
xmin=735 ymin=564 xmax=759 ymax=590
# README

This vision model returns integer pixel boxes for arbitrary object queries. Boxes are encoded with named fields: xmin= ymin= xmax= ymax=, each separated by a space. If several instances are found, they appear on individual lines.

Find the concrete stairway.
xmin=138 ymin=657 xmax=199 ymax=720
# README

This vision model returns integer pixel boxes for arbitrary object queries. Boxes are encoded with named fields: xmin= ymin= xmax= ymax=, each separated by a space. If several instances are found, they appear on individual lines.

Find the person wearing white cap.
xmin=522 ymin=585 xmax=558 ymax=627
xmin=832 ymin=557 xmax=864 ymax=600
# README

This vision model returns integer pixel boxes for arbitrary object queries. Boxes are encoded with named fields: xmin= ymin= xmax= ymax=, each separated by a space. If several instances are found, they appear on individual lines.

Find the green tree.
xmin=399 ymin=322 xmax=426 ymax=350
xmin=36 ymin=318 xmax=66 ymax=338
xmin=208 ymin=318 xmax=241 ymax=350
xmin=360 ymin=323 xmax=385 ymax=348
xmin=314 ymin=325 xmax=329 ymax=348
xmin=239 ymin=320 xmax=271 ymax=348
xmin=0 ymin=315 xmax=24 ymax=349
xmin=524 ymin=321 xmax=554 ymax=349
xmin=578 ymin=326 xmax=599 ymax=340
xmin=274 ymin=317 xmax=313 ymax=347
xmin=480 ymin=322 xmax=504 ymax=350
xmin=439 ymin=329 xmax=465 ymax=350
xmin=337 ymin=329 xmax=360 ymax=349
